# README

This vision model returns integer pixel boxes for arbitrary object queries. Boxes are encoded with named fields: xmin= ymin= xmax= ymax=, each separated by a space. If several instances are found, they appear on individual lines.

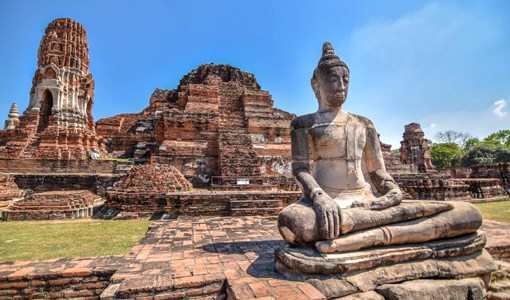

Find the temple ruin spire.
xmin=4 ymin=102 xmax=20 ymax=130
xmin=0 ymin=18 xmax=105 ymax=160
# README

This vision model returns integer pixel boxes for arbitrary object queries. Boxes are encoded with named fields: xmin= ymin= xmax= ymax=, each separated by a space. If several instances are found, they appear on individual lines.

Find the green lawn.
xmin=474 ymin=199 xmax=510 ymax=223
xmin=0 ymin=219 xmax=150 ymax=261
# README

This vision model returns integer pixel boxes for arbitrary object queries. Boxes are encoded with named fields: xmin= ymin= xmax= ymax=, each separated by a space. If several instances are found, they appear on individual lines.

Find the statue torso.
xmin=307 ymin=111 xmax=374 ymax=202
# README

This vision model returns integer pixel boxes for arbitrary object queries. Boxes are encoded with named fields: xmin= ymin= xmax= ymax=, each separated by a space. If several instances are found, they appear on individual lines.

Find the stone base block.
xmin=375 ymin=278 xmax=486 ymax=300
xmin=276 ymin=232 xmax=487 ymax=275
xmin=275 ymin=236 xmax=496 ymax=299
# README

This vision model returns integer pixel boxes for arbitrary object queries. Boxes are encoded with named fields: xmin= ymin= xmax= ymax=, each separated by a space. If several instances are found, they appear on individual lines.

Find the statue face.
xmin=317 ymin=65 xmax=349 ymax=108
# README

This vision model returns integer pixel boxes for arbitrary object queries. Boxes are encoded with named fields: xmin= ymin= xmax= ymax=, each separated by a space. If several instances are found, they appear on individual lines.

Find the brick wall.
xmin=106 ymin=190 xmax=301 ymax=216
xmin=0 ymin=257 xmax=125 ymax=300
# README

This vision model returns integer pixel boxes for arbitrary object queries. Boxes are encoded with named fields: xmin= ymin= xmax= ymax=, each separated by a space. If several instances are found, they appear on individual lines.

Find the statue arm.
xmin=364 ymin=127 xmax=402 ymax=209
xmin=292 ymin=122 xmax=340 ymax=239
xmin=291 ymin=127 xmax=324 ymax=200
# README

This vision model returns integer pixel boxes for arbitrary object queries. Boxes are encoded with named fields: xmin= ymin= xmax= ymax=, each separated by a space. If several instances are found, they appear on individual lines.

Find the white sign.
xmin=236 ymin=178 xmax=250 ymax=185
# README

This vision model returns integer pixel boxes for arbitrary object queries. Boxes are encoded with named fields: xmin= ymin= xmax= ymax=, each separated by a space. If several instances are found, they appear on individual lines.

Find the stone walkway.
xmin=482 ymin=220 xmax=510 ymax=262
xmin=1 ymin=217 xmax=510 ymax=299
xmin=106 ymin=216 xmax=324 ymax=299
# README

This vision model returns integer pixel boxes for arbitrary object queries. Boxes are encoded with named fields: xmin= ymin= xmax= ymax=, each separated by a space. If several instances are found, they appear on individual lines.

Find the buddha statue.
xmin=277 ymin=42 xmax=484 ymax=252
xmin=274 ymin=41 xmax=494 ymax=300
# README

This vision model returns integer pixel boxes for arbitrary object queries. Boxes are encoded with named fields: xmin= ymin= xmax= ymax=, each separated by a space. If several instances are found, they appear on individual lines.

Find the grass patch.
xmin=0 ymin=219 xmax=150 ymax=261
xmin=474 ymin=199 xmax=510 ymax=223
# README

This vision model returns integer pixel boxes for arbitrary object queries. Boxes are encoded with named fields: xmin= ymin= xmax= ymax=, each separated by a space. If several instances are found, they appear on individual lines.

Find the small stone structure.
xmin=0 ymin=18 xmax=105 ymax=160
xmin=2 ymin=190 xmax=104 ymax=221
xmin=3 ymin=103 xmax=20 ymax=130
xmin=399 ymin=122 xmax=435 ymax=173
xmin=112 ymin=163 xmax=192 ymax=193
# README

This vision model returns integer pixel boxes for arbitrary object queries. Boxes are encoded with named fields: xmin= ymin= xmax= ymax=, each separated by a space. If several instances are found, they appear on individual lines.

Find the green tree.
xmin=435 ymin=131 xmax=472 ymax=147
xmin=495 ymin=147 xmax=510 ymax=163
xmin=462 ymin=145 xmax=497 ymax=167
xmin=483 ymin=130 xmax=510 ymax=148
xmin=431 ymin=143 xmax=464 ymax=170
xmin=463 ymin=137 xmax=481 ymax=152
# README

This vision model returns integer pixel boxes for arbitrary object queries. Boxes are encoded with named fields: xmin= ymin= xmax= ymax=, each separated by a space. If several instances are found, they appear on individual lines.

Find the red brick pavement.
xmin=109 ymin=216 xmax=325 ymax=299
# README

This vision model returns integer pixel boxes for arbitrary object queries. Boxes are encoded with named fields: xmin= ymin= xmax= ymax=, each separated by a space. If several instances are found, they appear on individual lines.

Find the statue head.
xmin=311 ymin=42 xmax=349 ymax=110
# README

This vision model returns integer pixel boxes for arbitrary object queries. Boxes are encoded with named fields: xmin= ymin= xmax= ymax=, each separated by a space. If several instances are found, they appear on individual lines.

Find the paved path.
xmin=108 ymin=215 xmax=324 ymax=299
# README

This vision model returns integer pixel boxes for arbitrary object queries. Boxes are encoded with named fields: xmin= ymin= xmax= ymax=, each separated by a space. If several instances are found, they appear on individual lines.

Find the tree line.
xmin=430 ymin=129 xmax=510 ymax=170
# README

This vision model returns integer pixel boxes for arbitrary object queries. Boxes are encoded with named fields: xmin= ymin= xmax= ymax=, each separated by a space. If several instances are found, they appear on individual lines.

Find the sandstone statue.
xmin=275 ymin=42 xmax=495 ymax=299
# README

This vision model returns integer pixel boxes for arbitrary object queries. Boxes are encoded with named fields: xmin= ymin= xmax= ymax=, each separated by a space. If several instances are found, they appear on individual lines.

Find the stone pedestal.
xmin=275 ymin=231 xmax=496 ymax=299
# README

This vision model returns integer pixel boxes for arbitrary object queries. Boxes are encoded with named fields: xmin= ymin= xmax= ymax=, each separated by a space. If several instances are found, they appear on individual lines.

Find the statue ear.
xmin=311 ymin=70 xmax=321 ymax=100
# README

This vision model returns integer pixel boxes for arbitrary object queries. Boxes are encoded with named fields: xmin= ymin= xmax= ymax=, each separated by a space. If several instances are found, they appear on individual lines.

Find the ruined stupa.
xmin=0 ymin=18 xmax=104 ymax=160
xmin=3 ymin=103 xmax=20 ymax=130
xmin=96 ymin=64 xmax=296 ymax=189
xmin=399 ymin=122 xmax=435 ymax=173
xmin=112 ymin=163 xmax=192 ymax=193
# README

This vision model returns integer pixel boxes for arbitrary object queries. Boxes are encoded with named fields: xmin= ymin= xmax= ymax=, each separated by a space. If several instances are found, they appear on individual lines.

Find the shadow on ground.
xmin=203 ymin=240 xmax=286 ymax=278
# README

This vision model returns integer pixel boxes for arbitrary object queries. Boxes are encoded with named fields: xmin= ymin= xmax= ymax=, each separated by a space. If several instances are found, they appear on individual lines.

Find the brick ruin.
xmin=380 ymin=142 xmax=414 ymax=174
xmin=0 ymin=18 xmax=115 ymax=221
xmin=0 ymin=18 xmax=105 ymax=160
xmin=384 ymin=123 xmax=508 ymax=201
xmin=96 ymin=64 xmax=295 ymax=190
xmin=471 ymin=163 xmax=510 ymax=191
xmin=0 ymin=174 xmax=24 ymax=210
xmin=0 ymin=18 xmax=507 ymax=223
xmin=105 ymin=162 xmax=300 ymax=216
xmin=3 ymin=103 xmax=20 ymax=130
xmin=112 ymin=163 xmax=192 ymax=193
xmin=2 ymin=190 xmax=104 ymax=221
xmin=399 ymin=122 xmax=436 ymax=173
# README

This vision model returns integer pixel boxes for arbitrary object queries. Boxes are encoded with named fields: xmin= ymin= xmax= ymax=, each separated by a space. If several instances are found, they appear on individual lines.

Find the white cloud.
xmin=493 ymin=99 xmax=508 ymax=118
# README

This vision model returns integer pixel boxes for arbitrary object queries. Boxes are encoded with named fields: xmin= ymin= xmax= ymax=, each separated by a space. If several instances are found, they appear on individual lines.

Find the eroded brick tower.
xmin=399 ymin=123 xmax=435 ymax=173
xmin=0 ymin=18 xmax=104 ymax=160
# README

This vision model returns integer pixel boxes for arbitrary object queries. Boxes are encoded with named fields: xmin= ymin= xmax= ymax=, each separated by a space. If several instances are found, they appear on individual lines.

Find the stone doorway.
xmin=37 ymin=89 xmax=53 ymax=132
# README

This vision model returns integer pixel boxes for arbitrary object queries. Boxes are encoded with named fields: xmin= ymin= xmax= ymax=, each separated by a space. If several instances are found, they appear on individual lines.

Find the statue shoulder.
xmin=349 ymin=113 xmax=375 ymax=129
xmin=291 ymin=113 xmax=316 ymax=130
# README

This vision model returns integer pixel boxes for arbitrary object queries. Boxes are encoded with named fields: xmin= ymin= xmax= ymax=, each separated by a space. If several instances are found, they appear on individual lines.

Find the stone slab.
xmin=482 ymin=220 xmax=510 ymax=262
xmin=276 ymin=232 xmax=486 ymax=275
xmin=376 ymin=278 xmax=486 ymax=300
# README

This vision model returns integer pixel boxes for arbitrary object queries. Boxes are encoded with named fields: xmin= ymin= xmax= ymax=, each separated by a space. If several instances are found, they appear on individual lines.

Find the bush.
xmin=462 ymin=144 xmax=510 ymax=166
xmin=431 ymin=143 xmax=463 ymax=170
xmin=495 ymin=147 xmax=510 ymax=163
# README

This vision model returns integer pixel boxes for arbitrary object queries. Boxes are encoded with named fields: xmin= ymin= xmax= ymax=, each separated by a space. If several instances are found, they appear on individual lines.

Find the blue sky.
xmin=1 ymin=0 xmax=509 ymax=147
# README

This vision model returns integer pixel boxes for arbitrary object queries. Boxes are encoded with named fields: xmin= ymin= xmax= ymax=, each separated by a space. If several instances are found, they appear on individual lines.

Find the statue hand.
xmin=312 ymin=192 xmax=341 ymax=240
xmin=369 ymin=189 xmax=402 ymax=210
